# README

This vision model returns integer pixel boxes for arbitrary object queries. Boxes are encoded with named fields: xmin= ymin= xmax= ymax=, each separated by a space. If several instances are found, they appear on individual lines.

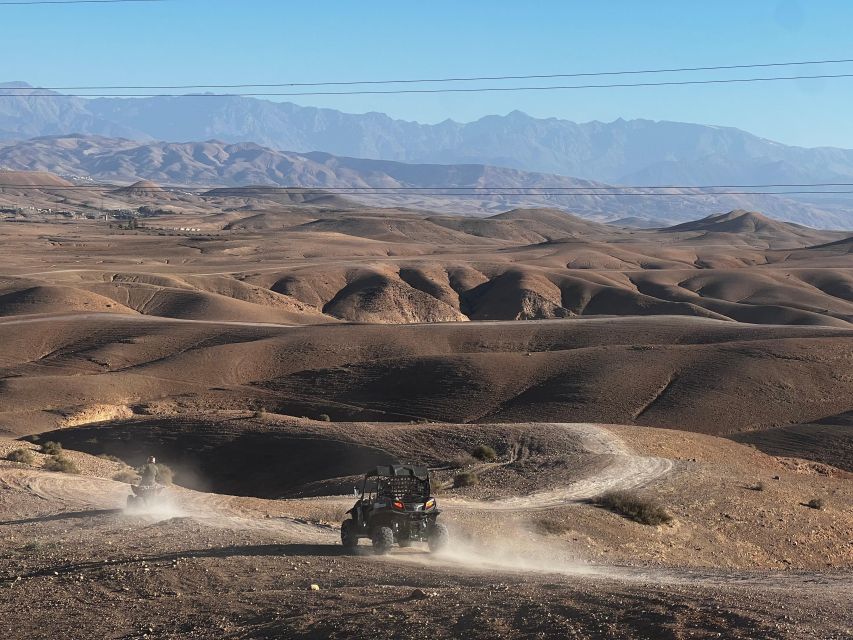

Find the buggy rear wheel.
xmin=371 ymin=526 xmax=395 ymax=555
xmin=428 ymin=522 xmax=449 ymax=553
xmin=341 ymin=519 xmax=358 ymax=551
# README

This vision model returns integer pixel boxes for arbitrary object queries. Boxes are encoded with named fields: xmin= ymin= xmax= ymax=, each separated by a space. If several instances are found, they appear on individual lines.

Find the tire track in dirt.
xmin=446 ymin=423 xmax=674 ymax=511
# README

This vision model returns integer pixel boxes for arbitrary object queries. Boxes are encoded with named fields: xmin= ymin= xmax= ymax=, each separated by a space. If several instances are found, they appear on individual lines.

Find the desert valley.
xmin=2 ymin=3 xmax=853 ymax=638
xmin=0 ymin=164 xmax=850 ymax=638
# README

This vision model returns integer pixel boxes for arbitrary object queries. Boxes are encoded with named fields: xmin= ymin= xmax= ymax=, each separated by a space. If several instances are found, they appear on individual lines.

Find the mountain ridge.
xmin=4 ymin=82 xmax=853 ymax=191
xmin=0 ymin=134 xmax=849 ymax=227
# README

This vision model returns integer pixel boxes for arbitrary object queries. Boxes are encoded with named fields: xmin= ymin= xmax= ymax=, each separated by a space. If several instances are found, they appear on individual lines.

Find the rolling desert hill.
xmin=0 ymin=175 xmax=849 ymax=496
xmin=1 ymin=164 xmax=851 ymax=640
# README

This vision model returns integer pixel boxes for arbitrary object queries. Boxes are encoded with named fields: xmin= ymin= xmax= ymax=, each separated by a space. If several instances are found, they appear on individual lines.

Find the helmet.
xmin=147 ymin=456 xmax=156 ymax=464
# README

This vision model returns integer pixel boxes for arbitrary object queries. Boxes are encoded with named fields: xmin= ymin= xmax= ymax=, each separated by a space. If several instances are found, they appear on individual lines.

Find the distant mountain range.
xmin=1 ymin=134 xmax=850 ymax=228
xmin=5 ymin=81 xmax=853 ymax=187
xmin=1 ymin=81 xmax=852 ymax=227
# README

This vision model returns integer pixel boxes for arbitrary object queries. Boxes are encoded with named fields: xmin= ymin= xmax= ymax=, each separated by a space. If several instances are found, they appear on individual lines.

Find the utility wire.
xmin=1 ymin=187 xmax=851 ymax=197
xmin=2 ymin=182 xmax=853 ymax=192
xmin=5 ymin=72 xmax=853 ymax=97
xmin=0 ymin=0 xmax=166 ymax=5
xmin=4 ymin=57 xmax=853 ymax=91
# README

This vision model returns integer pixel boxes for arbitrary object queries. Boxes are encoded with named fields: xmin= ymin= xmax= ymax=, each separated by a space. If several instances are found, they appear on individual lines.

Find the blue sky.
xmin=4 ymin=0 xmax=853 ymax=148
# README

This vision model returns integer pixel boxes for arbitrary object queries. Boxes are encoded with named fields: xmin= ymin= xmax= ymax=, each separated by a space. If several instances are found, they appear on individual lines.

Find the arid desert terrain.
xmin=0 ymin=172 xmax=851 ymax=639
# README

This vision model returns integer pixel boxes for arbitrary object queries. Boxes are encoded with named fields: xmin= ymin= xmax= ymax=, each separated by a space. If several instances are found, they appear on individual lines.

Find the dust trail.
xmin=384 ymin=523 xmax=614 ymax=579
xmin=1 ymin=467 xmax=336 ymax=541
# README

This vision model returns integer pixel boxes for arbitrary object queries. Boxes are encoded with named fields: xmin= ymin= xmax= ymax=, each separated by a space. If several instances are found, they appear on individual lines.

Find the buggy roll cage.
xmin=359 ymin=465 xmax=431 ymax=500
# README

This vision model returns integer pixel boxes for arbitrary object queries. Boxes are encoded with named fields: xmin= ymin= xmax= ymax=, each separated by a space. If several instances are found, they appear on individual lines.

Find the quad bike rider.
xmin=126 ymin=456 xmax=165 ymax=508
xmin=341 ymin=465 xmax=449 ymax=554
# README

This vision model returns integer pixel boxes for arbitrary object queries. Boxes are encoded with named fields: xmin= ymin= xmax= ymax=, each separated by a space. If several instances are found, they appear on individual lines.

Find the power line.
xmin=5 ymin=72 xmax=853 ymax=98
xmin=4 ymin=57 xmax=853 ymax=91
xmin=1 ymin=186 xmax=851 ymax=197
xmin=2 ymin=182 xmax=853 ymax=191
xmin=0 ymin=0 xmax=166 ymax=5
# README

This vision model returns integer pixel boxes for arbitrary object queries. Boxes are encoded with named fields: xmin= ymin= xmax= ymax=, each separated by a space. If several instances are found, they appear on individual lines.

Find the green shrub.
xmin=453 ymin=471 xmax=479 ymax=488
xmin=593 ymin=491 xmax=672 ymax=526
xmin=113 ymin=469 xmax=138 ymax=484
xmin=7 ymin=448 xmax=35 ymax=465
xmin=40 ymin=441 xmax=63 ymax=455
xmin=471 ymin=444 xmax=497 ymax=462
xmin=806 ymin=498 xmax=824 ymax=510
xmin=43 ymin=455 xmax=79 ymax=474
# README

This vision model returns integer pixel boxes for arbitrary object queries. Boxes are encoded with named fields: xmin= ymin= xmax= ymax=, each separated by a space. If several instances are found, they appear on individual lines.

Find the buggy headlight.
xmin=393 ymin=500 xmax=405 ymax=510
xmin=424 ymin=498 xmax=436 ymax=510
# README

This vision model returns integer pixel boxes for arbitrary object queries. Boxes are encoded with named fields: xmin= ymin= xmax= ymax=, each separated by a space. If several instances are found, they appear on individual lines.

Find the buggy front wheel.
xmin=341 ymin=519 xmax=358 ymax=551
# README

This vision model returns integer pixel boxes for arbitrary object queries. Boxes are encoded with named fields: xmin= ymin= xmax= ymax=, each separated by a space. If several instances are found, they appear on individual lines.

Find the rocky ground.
xmin=1 ymin=424 xmax=850 ymax=639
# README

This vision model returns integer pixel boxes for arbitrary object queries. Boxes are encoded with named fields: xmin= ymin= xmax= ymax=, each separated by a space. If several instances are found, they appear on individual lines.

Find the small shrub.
xmin=155 ymin=463 xmax=174 ymax=485
xmin=806 ymin=498 xmax=824 ymax=510
xmin=453 ymin=471 xmax=479 ymax=488
xmin=448 ymin=453 xmax=477 ymax=469
xmin=7 ymin=448 xmax=35 ymax=465
xmin=534 ymin=518 xmax=572 ymax=536
xmin=98 ymin=454 xmax=123 ymax=463
xmin=471 ymin=444 xmax=497 ymax=462
xmin=40 ymin=441 xmax=63 ymax=455
xmin=43 ymin=455 xmax=79 ymax=474
xmin=318 ymin=413 xmax=331 ymax=422
xmin=749 ymin=482 xmax=765 ymax=492
xmin=593 ymin=491 xmax=672 ymax=526
xmin=113 ymin=469 xmax=138 ymax=484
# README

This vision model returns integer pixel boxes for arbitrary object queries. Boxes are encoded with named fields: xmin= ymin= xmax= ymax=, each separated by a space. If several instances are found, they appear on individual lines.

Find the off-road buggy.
xmin=341 ymin=465 xmax=449 ymax=554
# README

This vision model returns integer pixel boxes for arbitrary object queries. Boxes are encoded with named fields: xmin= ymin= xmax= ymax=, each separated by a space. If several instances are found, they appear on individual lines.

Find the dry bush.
xmin=534 ymin=518 xmax=572 ymax=535
xmin=43 ymin=455 xmax=79 ymax=474
xmin=113 ymin=469 xmax=138 ymax=484
xmin=40 ymin=441 xmax=63 ymax=455
xmin=471 ymin=444 xmax=497 ymax=462
xmin=7 ymin=448 xmax=35 ymax=465
xmin=98 ymin=454 xmax=123 ymax=463
xmin=448 ymin=453 xmax=477 ymax=469
xmin=749 ymin=481 xmax=765 ymax=491
xmin=453 ymin=471 xmax=479 ymax=488
xmin=806 ymin=498 xmax=824 ymax=510
xmin=593 ymin=491 xmax=672 ymax=525
xmin=318 ymin=413 xmax=331 ymax=422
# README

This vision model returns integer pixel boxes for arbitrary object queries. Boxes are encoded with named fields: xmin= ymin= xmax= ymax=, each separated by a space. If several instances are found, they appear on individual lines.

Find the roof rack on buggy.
xmin=365 ymin=464 xmax=428 ymax=479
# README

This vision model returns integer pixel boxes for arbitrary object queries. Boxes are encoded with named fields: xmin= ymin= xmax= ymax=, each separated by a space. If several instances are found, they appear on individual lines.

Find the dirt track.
xmin=1 ymin=424 xmax=851 ymax=639
xmin=448 ymin=423 xmax=674 ymax=511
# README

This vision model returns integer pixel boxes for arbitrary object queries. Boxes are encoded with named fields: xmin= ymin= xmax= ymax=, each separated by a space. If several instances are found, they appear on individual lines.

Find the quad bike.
xmin=341 ymin=464 xmax=449 ymax=554
xmin=126 ymin=483 xmax=165 ymax=509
